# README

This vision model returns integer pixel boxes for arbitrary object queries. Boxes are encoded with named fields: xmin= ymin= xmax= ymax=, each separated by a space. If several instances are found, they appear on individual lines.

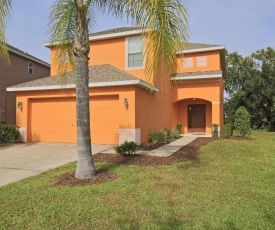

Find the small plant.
xmin=221 ymin=123 xmax=233 ymax=138
xmin=176 ymin=123 xmax=182 ymax=134
xmin=149 ymin=129 xmax=168 ymax=144
xmin=211 ymin=124 xmax=219 ymax=137
xmin=0 ymin=125 xmax=20 ymax=143
xmin=115 ymin=141 xmax=138 ymax=155
xmin=234 ymin=106 xmax=251 ymax=136
xmin=169 ymin=129 xmax=180 ymax=140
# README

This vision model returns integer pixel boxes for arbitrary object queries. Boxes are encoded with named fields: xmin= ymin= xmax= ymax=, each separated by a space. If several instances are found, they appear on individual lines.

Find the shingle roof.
xmin=8 ymin=65 xmax=158 ymax=91
xmin=90 ymin=27 xmax=223 ymax=51
xmin=170 ymin=70 xmax=223 ymax=81
xmin=7 ymin=44 xmax=50 ymax=67
xmin=90 ymin=27 xmax=141 ymax=36
xmin=173 ymin=70 xmax=222 ymax=78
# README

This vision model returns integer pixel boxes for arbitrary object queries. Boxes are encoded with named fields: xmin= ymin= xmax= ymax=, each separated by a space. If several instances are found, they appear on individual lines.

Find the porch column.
xmin=212 ymin=101 xmax=221 ymax=128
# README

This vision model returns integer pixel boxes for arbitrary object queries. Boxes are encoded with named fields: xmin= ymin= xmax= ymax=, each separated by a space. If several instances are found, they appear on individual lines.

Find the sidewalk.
xmin=102 ymin=135 xmax=198 ymax=157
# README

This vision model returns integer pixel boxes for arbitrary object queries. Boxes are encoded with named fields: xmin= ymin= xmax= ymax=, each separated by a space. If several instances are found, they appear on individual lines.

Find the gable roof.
xmin=90 ymin=27 xmax=141 ymax=37
xmin=7 ymin=44 xmax=50 ymax=67
xmin=6 ymin=64 xmax=158 ymax=92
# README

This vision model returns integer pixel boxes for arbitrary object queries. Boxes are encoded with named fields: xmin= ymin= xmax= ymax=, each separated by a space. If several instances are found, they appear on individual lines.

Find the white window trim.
xmin=125 ymin=36 xmax=145 ymax=70
xmin=28 ymin=62 xmax=34 ymax=74
xmin=183 ymin=57 xmax=193 ymax=68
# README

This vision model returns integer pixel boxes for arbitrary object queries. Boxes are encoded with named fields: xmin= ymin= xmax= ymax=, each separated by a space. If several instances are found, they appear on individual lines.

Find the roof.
xmin=7 ymin=44 xmax=50 ymax=67
xmin=6 ymin=64 xmax=158 ymax=92
xmin=44 ymin=27 xmax=224 ymax=53
xmin=170 ymin=70 xmax=223 ymax=81
xmin=90 ymin=27 xmax=141 ymax=37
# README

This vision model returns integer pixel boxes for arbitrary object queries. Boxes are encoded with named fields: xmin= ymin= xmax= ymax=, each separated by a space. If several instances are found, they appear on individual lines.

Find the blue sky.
xmin=6 ymin=0 xmax=275 ymax=63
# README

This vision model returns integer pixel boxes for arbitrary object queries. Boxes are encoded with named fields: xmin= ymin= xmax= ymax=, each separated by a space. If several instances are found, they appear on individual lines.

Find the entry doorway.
xmin=188 ymin=104 xmax=206 ymax=133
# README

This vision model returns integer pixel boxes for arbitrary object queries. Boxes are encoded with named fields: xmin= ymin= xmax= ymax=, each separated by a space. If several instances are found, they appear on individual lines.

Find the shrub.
xmin=221 ymin=123 xmax=233 ymax=138
xmin=169 ymin=129 xmax=180 ymax=140
xmin=234 ymin=106 xmax=251 ymax=136
xmin=176 ymin=123 xmax=182 ymax=134
xmin=149 ymin=129 xmax=168 ymax=144
xmin=268 ymin=116 xmax=275 ymax=132
xmin=115 ymin=141 xmax=138 ymax=154
xmin=0 ymin=125 xmax=20 ymax=143
xmin=211 ymin=124 xmax=219 ymax=137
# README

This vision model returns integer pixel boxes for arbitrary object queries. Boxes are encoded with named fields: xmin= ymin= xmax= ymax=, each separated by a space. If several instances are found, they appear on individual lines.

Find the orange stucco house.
xmin=7 ymin=27 xmax=225 ymax=144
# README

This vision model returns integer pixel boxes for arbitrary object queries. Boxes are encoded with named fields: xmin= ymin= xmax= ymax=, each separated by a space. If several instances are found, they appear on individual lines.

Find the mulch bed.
xmin=54 ymin=136 xmax=252 ymax=186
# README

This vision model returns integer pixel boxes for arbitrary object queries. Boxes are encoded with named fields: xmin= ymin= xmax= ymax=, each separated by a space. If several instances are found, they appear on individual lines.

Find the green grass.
xmin=0 ymin=143 xmax=7 ymax=147
xmin=1 ymin=131 xmax=275 ymax=229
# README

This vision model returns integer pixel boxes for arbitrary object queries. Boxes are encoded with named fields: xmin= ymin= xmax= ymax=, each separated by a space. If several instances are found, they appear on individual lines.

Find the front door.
xmin=188 ymin=104 xmax=206 ymax=133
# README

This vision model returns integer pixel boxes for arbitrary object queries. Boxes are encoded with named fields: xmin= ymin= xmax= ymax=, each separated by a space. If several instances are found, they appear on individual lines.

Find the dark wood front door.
xmin=188 ymin=104 xmax=206 ymax=133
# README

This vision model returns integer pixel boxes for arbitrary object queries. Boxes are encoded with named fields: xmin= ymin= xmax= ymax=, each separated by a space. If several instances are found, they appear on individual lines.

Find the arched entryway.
xmin=176 ymin=98 xmax=212 ymax=134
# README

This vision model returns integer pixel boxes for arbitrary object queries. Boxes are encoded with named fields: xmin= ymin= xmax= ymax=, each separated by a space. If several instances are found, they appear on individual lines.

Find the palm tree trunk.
xmin=74 ymin=2 xmax=96 ymax=179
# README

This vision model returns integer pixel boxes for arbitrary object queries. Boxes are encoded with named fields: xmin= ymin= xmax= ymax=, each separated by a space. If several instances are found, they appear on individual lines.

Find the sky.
xmin=6 ymin=0 xmax=275 ymax=63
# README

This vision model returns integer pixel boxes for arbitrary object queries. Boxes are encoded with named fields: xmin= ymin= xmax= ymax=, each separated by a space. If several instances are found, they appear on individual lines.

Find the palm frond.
xmin=0 ymin=0 xmax=12 ymax=64
xmin=125 ymin=0 xmax=189 ymax=87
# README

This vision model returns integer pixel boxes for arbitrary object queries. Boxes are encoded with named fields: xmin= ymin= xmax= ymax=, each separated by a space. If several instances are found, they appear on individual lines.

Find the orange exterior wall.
xmin=171 ymin=80 xmax=223 ymax=134
xmin=16 ymin=86 xmax=137 ymax=143
xmin=135 ymin=87 xmax=173 ymax=143
xmin=177 ymin=51 xmax=221 ymax=73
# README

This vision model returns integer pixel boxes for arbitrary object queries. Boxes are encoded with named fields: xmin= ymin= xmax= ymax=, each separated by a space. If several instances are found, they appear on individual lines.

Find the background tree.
xmin=49 ymin=0 xmax=189 ymax=179
xmin=225 ymin=48 xmax=275 ymax=131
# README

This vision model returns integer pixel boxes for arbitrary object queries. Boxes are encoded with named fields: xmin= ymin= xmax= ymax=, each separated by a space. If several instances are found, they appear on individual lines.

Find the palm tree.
xmin=50 ymin=0 xmax=189 ymax=179
xmin=1 ymin=0 xmax=188 ymax=180
xmin=0 ymin=0 xmax=12 ymax=64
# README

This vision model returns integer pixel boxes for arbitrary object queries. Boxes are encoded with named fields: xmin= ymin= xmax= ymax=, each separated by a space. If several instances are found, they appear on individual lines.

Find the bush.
xmin=211 ymin=124 xmax=219 ymax=137
xmin=221 ymin=123 xmax=233 ymax=138
xmin=268 ymin=116 xmax=275 ymax=132
xmin=0 ymin=125 xmax=20 ymax=143
xmin=115 ymin=141 xmax=138 ymax=154
xmin=149 ymin=129 xmax=168 ymax=144
xmin=176 ymin=123 xmax=182 ymax=134
xmin=168 ymin=129 xmax=180 ymax=140
xmin=234 ymin=106 xmax=251 ymax=136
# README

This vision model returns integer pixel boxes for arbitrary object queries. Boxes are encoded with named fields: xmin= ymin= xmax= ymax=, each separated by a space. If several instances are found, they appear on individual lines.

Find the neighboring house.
xmin=7 ymin=27 xmax=225 ymax=144
xmin=0 ymin=44 xmax=50 ymax=124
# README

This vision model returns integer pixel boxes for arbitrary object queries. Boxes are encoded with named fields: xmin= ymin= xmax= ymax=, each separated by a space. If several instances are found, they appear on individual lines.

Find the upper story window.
xmin=126 ymin=37 xmax=144 ymax=69
xmin=197 ymin=56 xmax=207 ymax=67
xmin=28 ymin=62 xmax=34 ymax=74
xmin=183 ymin=57 xmax=193 ymax=68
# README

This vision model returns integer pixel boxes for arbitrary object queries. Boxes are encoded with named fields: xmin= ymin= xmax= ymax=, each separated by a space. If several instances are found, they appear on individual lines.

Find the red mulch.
xmin=54 ymin=136 xmax=252 ymax=186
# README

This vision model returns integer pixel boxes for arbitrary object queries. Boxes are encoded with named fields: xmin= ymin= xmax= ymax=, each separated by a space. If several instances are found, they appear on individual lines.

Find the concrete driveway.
xmin=0 ymin=142 xmax=115 ymax=187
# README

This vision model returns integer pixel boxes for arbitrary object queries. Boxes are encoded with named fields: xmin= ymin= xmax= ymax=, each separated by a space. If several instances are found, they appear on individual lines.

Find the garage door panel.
xmin=30 ymin=95 xmax=119 ymax=144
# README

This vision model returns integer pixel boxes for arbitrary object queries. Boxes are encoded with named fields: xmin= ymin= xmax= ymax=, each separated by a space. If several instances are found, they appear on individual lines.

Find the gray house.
xmin=0 ymin=44 xmax=50 ymax=124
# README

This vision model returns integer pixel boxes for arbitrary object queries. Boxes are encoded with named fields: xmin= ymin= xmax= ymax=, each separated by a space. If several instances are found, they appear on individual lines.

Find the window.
xmin=183 ymin=57 xmax=193 ymax=68
xmin=126 ymin=37 xmax=144 ymax=69
xmin=197 ymin=56 xmax=207 ymax=67
xmin=28 ymin=62 xmax=34 ymax=74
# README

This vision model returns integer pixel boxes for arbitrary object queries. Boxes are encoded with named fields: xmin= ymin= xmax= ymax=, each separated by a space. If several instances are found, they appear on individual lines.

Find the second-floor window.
xmin=126 ymin=37 xmax=144 ymax=69
xmin=197 ymin=56 xmax=207 ymax=67
xmin=183 ymin=57 xmax=193 ymax=68
xmin=28 ymin=62 xmax=34 ymax=74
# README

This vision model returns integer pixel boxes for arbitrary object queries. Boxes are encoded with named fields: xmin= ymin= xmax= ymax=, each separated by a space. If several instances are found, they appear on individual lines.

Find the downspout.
xmin=0 ymin=89 xmax=6 ymax=124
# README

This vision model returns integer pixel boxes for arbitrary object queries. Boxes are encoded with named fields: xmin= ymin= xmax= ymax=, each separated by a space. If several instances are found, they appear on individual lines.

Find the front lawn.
xmin=1 ymin=131 xmax=275 ymax=229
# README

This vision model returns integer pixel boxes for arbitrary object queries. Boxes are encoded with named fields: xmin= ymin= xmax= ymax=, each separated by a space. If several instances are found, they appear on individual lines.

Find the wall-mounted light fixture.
xmin=17 ymin=102 xmax=23 ymax=109
xmin=124 ymin=98 xmax=128 ymax=107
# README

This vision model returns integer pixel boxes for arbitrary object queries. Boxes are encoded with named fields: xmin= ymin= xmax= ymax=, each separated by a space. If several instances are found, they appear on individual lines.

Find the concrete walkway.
xmin=102 ymin=135 xmax=198 ymax=157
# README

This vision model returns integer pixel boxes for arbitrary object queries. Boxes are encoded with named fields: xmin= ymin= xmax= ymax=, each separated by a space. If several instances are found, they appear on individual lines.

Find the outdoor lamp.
xmin=124 ymin=98 xmax=128 ymax=107
xmin=17 ymin=102 xmax=23 ymax=109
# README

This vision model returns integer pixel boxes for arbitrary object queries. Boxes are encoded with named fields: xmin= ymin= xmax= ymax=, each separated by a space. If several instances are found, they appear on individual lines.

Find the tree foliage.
xmin=225 ymin=48 xmax=275 ymax=131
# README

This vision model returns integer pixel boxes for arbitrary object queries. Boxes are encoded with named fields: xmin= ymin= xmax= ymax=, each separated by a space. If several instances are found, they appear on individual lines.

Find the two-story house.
xmin=0 ymin=44 xmax=50 ymax=124
xmin=7 ymin=27 xmax=225 ymax=144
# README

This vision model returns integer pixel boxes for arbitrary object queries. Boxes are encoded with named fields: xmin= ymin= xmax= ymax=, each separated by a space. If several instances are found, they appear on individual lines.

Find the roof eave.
xmin=177 ymin=46 xmax=225 ymax=55
xmin=170 ymin=74 xmax=223 ymax=81
xmin=6 ymin=79 xmax=159 ymax=93
xmin=8 ymin=46 xmax=50 ymax=67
